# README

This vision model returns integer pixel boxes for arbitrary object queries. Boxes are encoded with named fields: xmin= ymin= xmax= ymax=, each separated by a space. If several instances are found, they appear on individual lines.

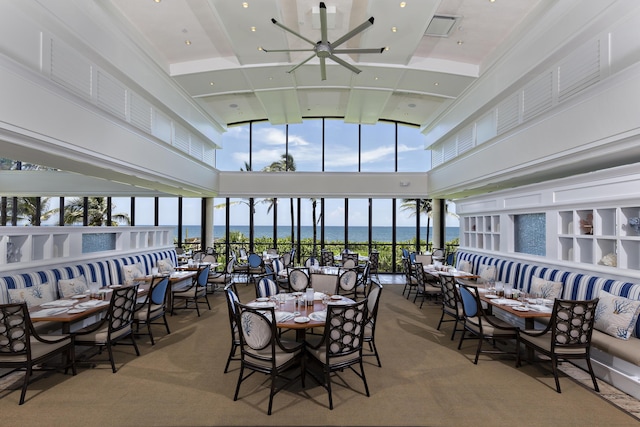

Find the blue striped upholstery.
xmin=256 ymin=278 xmax=278 ymax=298
xmin=456 ymin=249 xmax=640 ymax=338
xmin=0 ymin=249 xmax=176 ymax=305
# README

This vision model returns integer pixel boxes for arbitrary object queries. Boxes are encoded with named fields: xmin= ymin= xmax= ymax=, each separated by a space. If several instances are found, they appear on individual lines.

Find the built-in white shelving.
xmin=462 ymin=215 xmax=501 ymax=251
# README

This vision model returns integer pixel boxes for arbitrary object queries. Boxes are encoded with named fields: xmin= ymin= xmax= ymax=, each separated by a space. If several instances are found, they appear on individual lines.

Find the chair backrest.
xmin=311 ymin=273 xmax=338 ymax=295
xmin=288 ymin=268 xmax=309 ymax=292
xmin=248 ymin=253 xmax=262 ymax=268
xmin=366 ymin=281 xmax=383 ymax=321
xmin=550 ymin=298 xmax=599 ymax=350
xmin=224 ymin=283 xmax=240 ymax=338
xmin=192 ymin=252 xmax=205 ymax=262
xmin=402 ymin=257 xmax=413 ymax=282
xmin=304 ymin=257 xmax=320 ymax=268
xmin=281 ymin=252 xmax=292 ymax=267
xmin=415 ymin=253 xmax=432 ymax=265
xmin=322 ymin=299 xmax=368 ymax=362
xmin=272 ymin=258 xmax=285 ymax=275
xmin=409 ymin=252 xmax=417 ymax=264
xmin=202 ymin=254 xmax=217 ymax=263
xmin=239 ymin=248 xmax=247 ymax=259
xmin=256 ymin=277 xmax=279 ymax=298
xmin=175 ymin=247 xmax=185 ymax=255
xmin=413 ymin=262 xmax=427 ymax=289
xmin=0 ymin=303 xmax=32 ymax=358
xmin=236 ymin=303 xmax=278 ymax=366
xmin=267 ymin=248 xmax=278 ymax=255
xmin=205 ymin=247 xmax=215 ymax=255
xmin=439 ymin=273 xmax=459 ymax=312
xmin=459 ymin=284 xmax=480 ymax=319
xmin=108 ymin=285 xmax=139 ymax=333
xmin=320 ymin=250 xmax=334 ymax=267
xmin=342 ymin=259 xmax=356 ymax=269
xmin=402 ymin=248 xmax=409 ymax=259
xmin=196 ymin=265 xmax=211 ymax=287
xmin=368 ymin=251 xmax=379 ymax=270
xmin=226 ymin=259 xmax=235 ymax=274
xmin=338 ymin=269 xmax=358 ymax=294
xmin=432 ymin=248 xmax=446 ymax=261
xmin=150 ymin=275 xmax=170 ymax=306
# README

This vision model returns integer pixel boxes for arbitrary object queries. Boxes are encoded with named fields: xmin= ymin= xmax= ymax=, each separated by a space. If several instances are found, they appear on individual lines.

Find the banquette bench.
xmin=455 ymin=249 xmax=640 ymax=399
xmin=0 ymin=249 xmax=177 ymax=332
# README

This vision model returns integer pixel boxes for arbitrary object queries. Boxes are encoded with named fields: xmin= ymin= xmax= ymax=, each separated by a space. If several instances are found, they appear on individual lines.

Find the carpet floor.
xmin=1 ymin=281 xmax=639 ymax=426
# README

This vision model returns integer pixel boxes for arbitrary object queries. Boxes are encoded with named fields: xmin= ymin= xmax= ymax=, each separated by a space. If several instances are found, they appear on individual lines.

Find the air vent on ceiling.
xmin=425 ymin=15 xmax=458 ymax=37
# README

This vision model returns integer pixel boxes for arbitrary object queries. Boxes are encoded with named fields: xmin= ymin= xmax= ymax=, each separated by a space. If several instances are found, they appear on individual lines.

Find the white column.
xmin=432 ymin=198 xmax=444 ymax=249
xmin=205 ymin=197 xmax=214 ymax=248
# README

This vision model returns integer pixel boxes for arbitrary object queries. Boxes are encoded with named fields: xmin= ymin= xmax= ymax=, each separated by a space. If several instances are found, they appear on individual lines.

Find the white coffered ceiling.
xmin=104 ymin=0 xmax=545 ymax=129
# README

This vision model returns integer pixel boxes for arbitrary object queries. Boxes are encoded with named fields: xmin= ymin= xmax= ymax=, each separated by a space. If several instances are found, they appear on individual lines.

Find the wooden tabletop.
xmin=248 ymin=294 xmax=354 ymax=329
xmin=479 ymin=293 xmax=552 ymax=320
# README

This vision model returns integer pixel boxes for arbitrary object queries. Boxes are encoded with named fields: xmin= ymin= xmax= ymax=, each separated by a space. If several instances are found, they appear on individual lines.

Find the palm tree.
xmin=63 ymin=197 xmax=130 ymax=226
xmin=401 ymin=199 xmax=457 ymax=252
xmin=265 ymin=154 xmax=297 ymax=249
xmin=17 ymin=197 xmax=56 ymax=225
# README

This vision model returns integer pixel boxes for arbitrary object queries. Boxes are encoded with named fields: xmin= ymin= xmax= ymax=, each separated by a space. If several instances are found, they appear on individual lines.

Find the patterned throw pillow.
xmin=530 ymin=276 xmax=563 ymax=299
xmin=458 ymin=260 xmax=472 ymax=273
xmin=58 ymin=275 xmax=89 ymax=298
xmin=122 ymin=263 xmax=145 ymax=285
xmin=8 ymin=284 xmax=53 ymax=308
xmin=478 ymin=264 xmax=496 ymax=283
xmin=595 ymin=290 xmax=640 ymax=340
xmin=157 ymin=258 xmax=175 ymax=274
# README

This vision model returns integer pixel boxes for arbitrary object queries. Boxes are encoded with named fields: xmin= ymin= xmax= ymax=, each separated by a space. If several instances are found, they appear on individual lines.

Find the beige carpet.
xmin=1 ymin=283 xmax=639 ymax=427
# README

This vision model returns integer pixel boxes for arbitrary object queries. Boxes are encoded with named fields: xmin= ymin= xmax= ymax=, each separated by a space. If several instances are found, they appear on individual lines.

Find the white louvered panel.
xmin=50 ymin=39 xmax=92 ymax=99
xmin=190 ymin=135 xmax=204 ymax=161
xmin=558 ymin=39 xmax=601 ymax=102
xmin=443 ymin=137 xmax=457 ymax=162
xmin=496 ymin=94 xmax=520 ymax=135
xmin=96 ymin=71 xmax=126 ymax=120
xmin=457 ymin=123 xmax=474 ymax=155
xmin=431 ymin=145 xmax=443 ymax=167
xmin=203 ymin=146 xmax=216 ymax=167
xmin=130 ymin=93 xmax=152 ymax=134
xmin=173 ymin=124 xmax=190 ymax=154
xmin=522 ymin=72 xmax=553 ymax=121
xmin=152 ymin=110 xmax=172 ymax=144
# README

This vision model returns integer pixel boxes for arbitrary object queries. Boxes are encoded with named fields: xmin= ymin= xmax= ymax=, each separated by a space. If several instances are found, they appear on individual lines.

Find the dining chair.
xmin=413 ymin=262 xmax=441 ymax=308
xmin=516 ymin=298 xmax=600 ymax=393
xmin=207 ymin=258 xmax=234 ymax=293
xmin=223 ymin=283 xmax=241 ymax=373
xmin=171 ymin=264 xmax=211 ymax=317
xmin=368 ymin=251 xmax=380 ymax=281
xmin=304 ymin=256 xmax=320 ymax=268
xmin=457 ymin=283 xmax=518 ymax=364
xmin=247 ymin=253 xmax=264 ymax=284
xmin=401 ymin=257 xmax=418 ymax=299
xmin=0 ymin=303 xmax=76 ymax=404
xmin=436 ymin=273 xmax=465 ymax=340
xmin=255 ymin=276 xmax=279 ymax=298
xmin=287 ymin=268 xmax=309 ymax=292
xmin=355 ymin=262 xmax=371 ymax=298
xmin=74 ymin=285 xmax=140 ymax=373
xmin=271 ymin=257 xmax=289 ymax=290
xmin=133 ymin=275 xmax=171 ymax=345
xmin=305 ymin=298 xmax=370 ymax=410
xmin=281 ymin=251 xmax=292 ymax=268
xmin=363 ymin=281 xmax=383 ymax=367
xmin=234 ymin=302 xmax=305 ymax=415
xmin=337 ymin=268 xmax=358 ymax=299
xmin=192 ymin=251 xmax=206 ymax=263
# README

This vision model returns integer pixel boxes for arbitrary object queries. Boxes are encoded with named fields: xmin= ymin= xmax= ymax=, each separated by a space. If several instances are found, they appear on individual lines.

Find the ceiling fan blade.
xmin=287 ymin=53 xmax=316 ymax=74
xmin=320 ymin=57 xmax=327 ymax=81
xmin=332 ymin=48 xmax=385 ymax=55
xmin=319 ymin=2 xmax=328 ymax=44
xmin=328 ymin=54 xmax=362 ymax=74
xmin=262 ymin=48 xmax=315 ymax=53
xmin=331 ymin=17 xmax=374 ymax=49
xmin=271 ymin=18 xmax=317 ymax=46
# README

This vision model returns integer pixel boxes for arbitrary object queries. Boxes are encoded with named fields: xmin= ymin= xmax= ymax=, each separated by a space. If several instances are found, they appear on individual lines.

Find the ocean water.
xmin=174 ymin=225 xmax=460 ymax=243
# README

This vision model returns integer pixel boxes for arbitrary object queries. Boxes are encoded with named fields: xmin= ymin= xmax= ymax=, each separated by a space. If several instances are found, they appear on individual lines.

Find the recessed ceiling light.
xmin=434 ymin=82 xmax=439 ymax=86
xmin=385 ymin=46 xmax=390 ymax=51
xmin=242 ymin=2 xmax=249 ymax=8
xmin=209 ymin=82 xmax=214 ymax=86
xmin=391 ymin=27 xmax=397 ymax=33
xmin=258 ymin=46 xmax=263 ymax=51
xmin=374 ymin=77 xmax=379 ymax=80
xmin=185 ymin=40 xmax=191 ymax=45
xmin=400 ymin=2 xmax=406 ymax=7
xmin=250 ymin=26 xmax=256 ymax=32
xmin=457 ymin=40 xmax=463 ymax=45
xmin=154 ymin=0 xmax=161 ymax=3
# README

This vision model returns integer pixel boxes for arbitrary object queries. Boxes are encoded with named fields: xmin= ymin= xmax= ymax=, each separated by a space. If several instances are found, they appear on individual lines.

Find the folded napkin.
xmin=314 ymin=292 xmax=326 ymax=300
xmin=275 ymin=311 xmax=295 ymax=322
xmin=247 ymin=301 xmax=276 ymax=308
xmin=41 ymin=300 xmax=76 ymax=308
xmin=77 ymin=300 xmax=109 ymax=309
xmin=528 ymin=304 xmax=552 ymax=313
xmin=31 ymin=308 xmax=69 ymax=317
xmin=493 ymin=299 xmax=522 ymax=306
xmin=309 ymin=311 xmax=327 ymax=322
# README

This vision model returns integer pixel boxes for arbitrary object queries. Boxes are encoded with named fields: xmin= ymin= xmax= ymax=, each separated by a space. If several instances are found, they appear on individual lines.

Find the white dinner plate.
xmin=67 ymin=308 xmax=87 ymax=314
xmin=294 ymin=316 xmax=310 ymax=324
xmin=256 ymin=297 xmax=270 ymax=302
xmin=484 ymin=294 xmax=499 ymax=299
xmin=71 ymin=294 xmax=86 ymax=299
xmin=513 ymin=306 xmax=530 ymax=312
xmin=309 ymin=312 xmax=326 ymax=322
xmin=330 ymin=295 xmax=342 ymax=300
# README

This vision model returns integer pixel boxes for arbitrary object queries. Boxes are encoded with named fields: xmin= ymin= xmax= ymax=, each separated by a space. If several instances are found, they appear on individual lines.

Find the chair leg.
xmin=233 ymin=365 xmax=245 ymax=401
xmin=147 ymin=322 xmax=155 ymax=346
xmin=359 ymin=360 xmax=370 ymax=397
xmin=267 ymin=371 xmax=276 ymax=415
xmin=586 ymin=357 xmax=600 ymax=392
xmin=551 ymin=356 xmax=562 ymax=393
xmin=325 ymin=367 xmax=334 ymax=410
xmin=162 ymin=314 xmax=171 ymax=335
xmin=130 ymin=333 xmax=141 ymax=356
xmin=19 ymin=365 xmax=31 ymax=405
xmin=107 ymin=344 xmax=117 ymax=373
xmin=457 ymin=330 xmax=466 ymax=350
xmin=473 ymin=336 xmax=483 ymax=364
xmin=204 ymin=294 xmax=211 ymax=310
xmin=224 ymin=343 xmax=238 ymax=374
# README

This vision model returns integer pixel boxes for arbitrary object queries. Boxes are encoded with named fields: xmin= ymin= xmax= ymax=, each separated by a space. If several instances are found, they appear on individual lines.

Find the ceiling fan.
xmin=262 ymin=2 xmax=384 ymax=80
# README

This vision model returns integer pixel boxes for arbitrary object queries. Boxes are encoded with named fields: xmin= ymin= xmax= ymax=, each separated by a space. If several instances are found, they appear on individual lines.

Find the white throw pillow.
xmin=530 ymin=276 xmax=563 ymax=299
xmin=458 ymin=260 xmax=472 ymax=273
xmin=478 ymin=264 xmax=496 ymax=283
xmin=157 ymin=258 xmax=175 ymax=274
xmin=595 ymin=290 xmax=640 ymax=340
xmin=8 ymin=284 xmax=53 ymax=308
xmin=58 ymin=275 xmax=89 ymax=298
xmin=122 ymin=263 xmax=145 ymax=285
